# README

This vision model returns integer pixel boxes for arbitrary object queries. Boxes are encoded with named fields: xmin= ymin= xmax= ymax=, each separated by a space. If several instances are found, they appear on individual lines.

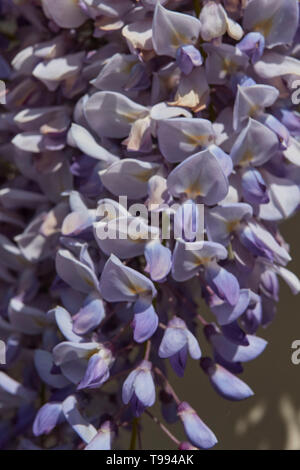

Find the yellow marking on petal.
xmin=122 ymin=60 xmax=138 ymax=75
xmin=15 ymin=84 xmax=36 ymax=106
xmin=33 ymin=318 xmax=48 ymax=328
xmin=249 ymin=104 xmax=260 ymax=117
xmin=226 ymin=219 xmax=240 ymax=233
xmin=186 ymin=180 xmax=204 ymax=198
xmin=86 ymin=348 xmax=101 ymax=360
xmin=222 ymin=58 xmax=238 ymax=75
xmin=171 ymin=31 xmax=189 ymax=48
xmin=134 ymin=168 xmax=157 ymax=183
xmin=228 ymin=241 xmax=235 ymax=260
xmin=184 ymin=132 xmax=213 ymax=147
xmin=194 ymin=256 xmax=211 ymax=266
xmin=128 ymin=283 xmax=150 ymax=296
xmin=83 ymin=276 xmax=95 ymax=288
xmin=240 ymin=149 xmax=254 ymax=166
xmin=253 ymin=16 xmax=274 ymax=37
xmin=121 ymin=111 xmax=146 ymax=123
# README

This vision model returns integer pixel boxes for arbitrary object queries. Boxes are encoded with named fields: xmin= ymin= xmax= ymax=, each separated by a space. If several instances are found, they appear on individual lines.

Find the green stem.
xmin=129 ymin=418 xmax=139 ymax=450
xmin=154 ymin=367 xmax=181 ymax=405
xmin=228 ymin=241 xmax=235 ymax=260
xmin=193 ymin=0 xmax=202 ymax=17
xmin=144 ymin=340 xmax=151 ymax=361
xmin=208 ymin=101 xmax=217 ymax=122
xmin=111 ymin=320 xmax=131 ymax=344
xmin=145 ymin=411 xmax=180 ymax=446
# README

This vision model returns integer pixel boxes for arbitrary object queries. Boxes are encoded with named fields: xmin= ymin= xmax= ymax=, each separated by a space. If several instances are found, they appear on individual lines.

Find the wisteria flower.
xmin=0 ymin=0 xmax=300 ymax=452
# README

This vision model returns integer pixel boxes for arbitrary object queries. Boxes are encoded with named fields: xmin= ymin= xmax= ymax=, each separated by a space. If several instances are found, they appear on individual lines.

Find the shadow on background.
xmin=122 ymin=217 xmax=300 ymax=450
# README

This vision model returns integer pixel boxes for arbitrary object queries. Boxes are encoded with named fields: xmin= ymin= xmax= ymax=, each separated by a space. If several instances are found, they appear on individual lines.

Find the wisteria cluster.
xmin=1 ymin=0 xmax=300 ymax=451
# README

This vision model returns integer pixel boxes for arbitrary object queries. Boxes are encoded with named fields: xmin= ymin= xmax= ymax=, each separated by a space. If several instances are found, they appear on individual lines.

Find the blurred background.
xmin=118 ymin=216 xmax=300 ymax=450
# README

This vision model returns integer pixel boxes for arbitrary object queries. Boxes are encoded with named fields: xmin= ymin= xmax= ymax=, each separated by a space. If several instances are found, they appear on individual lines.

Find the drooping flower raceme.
xmin=0 ymin=0 xmax=300 ymax=450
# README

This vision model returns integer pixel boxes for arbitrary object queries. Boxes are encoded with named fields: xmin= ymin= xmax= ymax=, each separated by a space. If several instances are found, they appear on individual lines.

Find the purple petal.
xmin=167 ymin=148 xmax=229 ymax=205
xmin=205 ymin=262 xmax=240 ymax=306
xmin=233 ymin=86 xmax=279 ymax=131
xmin=55 ymin=249 xmax=99 ymax=294
xmin=34 ymin=349 xmax=70 ymax=389
xmin=169 ymin=347 xmax=188 ymax=377
xmin=99 ymin=254 xmax=157 ymax=312
xmin=243 ymin=0 xmax=299 ymax=47
xmin=152 ymin=3 xmax=201 ymax=58
xmin=176 ymin=45 xmax=203 ymax=75
xmin=211 ymin=289 xmax=250 ymax=325
xmin=178 ymin=402 xmax=218 ymax=449
xmin=210 ymin=332 xmax=268 ymax=363
xmin=201 ymin=357 xmax=254 ymax=401
xmin=85 ymin=421 xmax=114 ymax=450
xmin=157 ymin=117 xmax=215 ymax=163
xmin=100 ymin=159 xmax=160 ymax=199
xmin=73 ymin=294 xmax=105 ymax=336
xmin=122 ymin=369 xmax=139 ymax=404
xmin=134 ymin=365 xmax=156 ymax=408
xmin=69 ymin=123 xmax=118 ymax=163
xmin=144 ymin=240 xmax=172 ymax=282
xmin=159 ymin=324 xmax=187 ymax=359
xmin=221 ymin=322 xmax=249 ymax=346
xmin=241 ymin=168 xmax=269 ymax=205
xmin=53 ymin=306 xmax=82 ymax=342
xmin=85 ymin=91 xmax=148 ymax=139
xmin=205 ymin=203 xmax=253 ymax=247
xmin=172 ymin=240 xmax=227 ymax=282
xmin=77 ymin=353 xmax=110 ymax=390
xmin=33 ymin=402 xmax=63 ymax=436
xmin=133 ymin=305 xmax=159 ymax=343
xmin=42 ymin=0 xmax=88 ymax=28
xmin=237 ymin=32 xmax=265 ymax=64
xmin=230 ymin=118 xmax=279 ymax=166
xmin=62 ymin=395 xmax=97 ymax=444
